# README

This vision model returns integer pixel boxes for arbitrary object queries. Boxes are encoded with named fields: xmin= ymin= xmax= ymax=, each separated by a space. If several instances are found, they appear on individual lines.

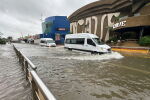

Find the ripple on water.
xmin=13 ymin=44 xmax=150 ymax=100
xmin=0 ymin=45 xmax=32 ymax=100
xmin=52 ymin=52 xmax=124 ymax=61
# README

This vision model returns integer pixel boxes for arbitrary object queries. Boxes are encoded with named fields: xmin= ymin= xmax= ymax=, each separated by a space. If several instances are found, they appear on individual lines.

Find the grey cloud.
xmin=0 ymin=0 xmax=98 ymax=39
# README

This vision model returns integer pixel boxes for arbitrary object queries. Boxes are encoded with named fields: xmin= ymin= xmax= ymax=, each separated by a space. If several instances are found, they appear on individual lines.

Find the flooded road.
xmin=15 ymin=43 xmax=150 ymax=100
xmin=0 ymin=44 xmax=32 ymax=100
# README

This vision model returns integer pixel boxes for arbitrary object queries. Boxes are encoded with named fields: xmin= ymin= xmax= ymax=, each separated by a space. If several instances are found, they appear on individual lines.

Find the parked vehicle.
xmin=27 ymin=38 xmax=34 ymax=44
xmin=64 ymin=33 xmax=111 ymax=54
xmin=40 ymin=38 xmax=56 ymax=47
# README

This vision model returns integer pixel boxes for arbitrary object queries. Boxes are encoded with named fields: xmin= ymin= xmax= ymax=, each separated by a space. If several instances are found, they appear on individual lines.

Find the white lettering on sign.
xmin=85 ymin=17 xmax=92 ymax=33
xmin=70 ymin=22 xmax=77 ymax=33
xmin=78 ymin=19 xmax=84 ymax=33
xmin=100 ymin=14 xmax=107 ymax=40
xmin=58 ymin=28 xmax=66 ymax=31
xmin=78 ymin=19 xmax=84 ymax=25
xmin=113 ymin=21 xmax=126 ymax=29
xmin=92 ymin=16 xmax=98 ymax=34
xmin=70 ymin=12 xmax=120 ymax=41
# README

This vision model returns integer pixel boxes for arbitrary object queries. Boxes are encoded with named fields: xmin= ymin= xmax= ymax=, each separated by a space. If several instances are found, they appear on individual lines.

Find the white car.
xmin=64 ymin=33 xmax=111 ymax=54
xmin=40 ymin=38 xmax=56 ymax=47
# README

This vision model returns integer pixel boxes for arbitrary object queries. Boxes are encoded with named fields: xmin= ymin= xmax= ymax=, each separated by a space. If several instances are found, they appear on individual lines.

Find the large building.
xmin=42 ymin=16 xmax=70 ymax=44
xmin=68 ymin=0 xmax=150 ymax=42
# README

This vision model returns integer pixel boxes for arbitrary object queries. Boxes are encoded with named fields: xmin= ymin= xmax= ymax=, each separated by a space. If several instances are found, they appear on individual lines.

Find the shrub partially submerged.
xmin=139 ymin=36 xmax=150 ymax=46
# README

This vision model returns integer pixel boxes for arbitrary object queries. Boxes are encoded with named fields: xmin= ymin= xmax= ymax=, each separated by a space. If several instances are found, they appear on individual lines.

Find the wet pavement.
xmin=15 ymin=43 xmax=150 ymax=100
xmin=0 ymin=44 xmax=32 ymax=100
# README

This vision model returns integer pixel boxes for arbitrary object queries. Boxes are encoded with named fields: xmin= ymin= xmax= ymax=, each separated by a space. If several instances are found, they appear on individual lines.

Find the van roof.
xmin=65 ymin=33 xmax=98 ymax=38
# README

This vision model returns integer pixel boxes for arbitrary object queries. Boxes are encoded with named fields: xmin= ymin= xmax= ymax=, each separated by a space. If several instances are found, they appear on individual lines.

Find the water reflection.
xmin=0 ymin=44 xmax=32 ymax=100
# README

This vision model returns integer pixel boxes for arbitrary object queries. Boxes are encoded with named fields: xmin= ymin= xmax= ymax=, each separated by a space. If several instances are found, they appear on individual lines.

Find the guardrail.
xmin=13 ymin=45 xmax=56 ymax=100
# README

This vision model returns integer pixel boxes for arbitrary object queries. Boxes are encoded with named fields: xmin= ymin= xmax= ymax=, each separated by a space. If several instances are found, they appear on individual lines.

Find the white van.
xmin=40 ymin=38 xmax=56 ymax=47
xmin=64 ymin=33 xmax=111 ymax=54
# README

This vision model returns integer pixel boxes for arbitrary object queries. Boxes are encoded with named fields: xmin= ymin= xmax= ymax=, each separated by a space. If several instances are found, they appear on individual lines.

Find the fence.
xmin=13 ymin=45 xmax=56 ymax=100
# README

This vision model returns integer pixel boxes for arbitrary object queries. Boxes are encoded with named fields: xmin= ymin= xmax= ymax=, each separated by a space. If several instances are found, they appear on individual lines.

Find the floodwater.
xmin=0 ymin=44 xmax=32 ymax=100
xmin=15 ymin=43 xmax=150 ymax=100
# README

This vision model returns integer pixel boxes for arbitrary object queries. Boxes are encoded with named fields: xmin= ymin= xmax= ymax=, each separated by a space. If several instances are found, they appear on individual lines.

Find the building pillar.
xmin=139 ymin=27 xmax=144 ymax=39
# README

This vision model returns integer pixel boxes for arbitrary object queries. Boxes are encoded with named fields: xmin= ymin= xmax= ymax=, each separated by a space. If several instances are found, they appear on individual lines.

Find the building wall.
xmin=69 ymin=0 xmax=150 ymax=41
xmin=139 ymin=3 xmax=150 ymax=15
xmin=42 ymin=16 xmax=70 ymax=44
xmin=70 ymin=13 xmax=120 ymax=41
xmin=114 ymin=15 xmax=150 ymax=30
xmin=69 ymin=0 xmax=132 ymax=41
xmin=42 ymin=16 xmax=70 ymax=35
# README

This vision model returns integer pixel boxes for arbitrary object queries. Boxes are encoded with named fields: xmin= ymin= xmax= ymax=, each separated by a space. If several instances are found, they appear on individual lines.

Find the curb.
xmin=111 ymin=46 xmax=150 ymax=54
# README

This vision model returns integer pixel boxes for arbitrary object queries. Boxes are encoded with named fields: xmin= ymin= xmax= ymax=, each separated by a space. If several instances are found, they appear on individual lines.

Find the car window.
xmin=76 ymin=38 xmax=84 ymax=45
xmin=92 ymin=38 xmax=103 ymax=45
xmin=47 ymin=40 xmax=55 ymax=43
xmin=65 ymin=39 xmax=70 ymax=44
xmin=40 ymin=40 xmax=45 ymax=43
xmin=87 ymin=39 xmax=96 ymax=46
xmin=65 ymin=38 xmax=84 ymax=44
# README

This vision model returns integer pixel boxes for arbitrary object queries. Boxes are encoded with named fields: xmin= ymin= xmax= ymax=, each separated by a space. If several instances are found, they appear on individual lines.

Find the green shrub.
xmin=139 ymin=36 xmax=150 ymax=46
xmin=0 ymin=38 xmax=6 ymax=44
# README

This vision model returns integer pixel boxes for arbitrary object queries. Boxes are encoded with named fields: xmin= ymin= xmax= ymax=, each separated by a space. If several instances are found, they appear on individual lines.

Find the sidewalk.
xmin=111 ymin=46 xmax=150 ymax=54
xmin=0 ymin=44 xmax=32 ymax=100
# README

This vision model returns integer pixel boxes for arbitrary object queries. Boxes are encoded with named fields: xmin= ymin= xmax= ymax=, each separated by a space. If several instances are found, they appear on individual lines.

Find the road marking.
xmin=109 ymin=63 xmax=150 ymax=75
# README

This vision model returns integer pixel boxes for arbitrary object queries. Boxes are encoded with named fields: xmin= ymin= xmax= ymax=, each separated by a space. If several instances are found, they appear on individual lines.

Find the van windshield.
xmin=47 ymin=40 xmax=55 ymax=43
xmin=92 ymin=38 xmax=103 ymax=45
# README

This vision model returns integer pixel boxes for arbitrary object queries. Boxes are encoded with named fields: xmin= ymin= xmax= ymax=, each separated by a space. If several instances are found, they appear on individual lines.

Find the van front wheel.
xmin=91 ymin=51 xmax=97 ymax=54
xmin=68 ymin=48 xmax=72 ymax=51
xmin=99 ymin=52 xmax=104 ymax=55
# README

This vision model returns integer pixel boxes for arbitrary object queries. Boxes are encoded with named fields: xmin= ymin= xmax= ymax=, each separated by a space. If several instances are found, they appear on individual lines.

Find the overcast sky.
xmin=0 ymin=0 xmax=98 ymax=39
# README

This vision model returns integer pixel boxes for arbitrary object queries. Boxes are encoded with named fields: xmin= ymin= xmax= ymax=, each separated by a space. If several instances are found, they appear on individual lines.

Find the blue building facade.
xmin=41 ymin=16 xmax=70 ymax=44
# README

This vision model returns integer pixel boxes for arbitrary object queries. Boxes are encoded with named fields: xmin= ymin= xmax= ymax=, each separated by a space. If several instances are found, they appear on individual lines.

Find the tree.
xmin=0 ymin=32 xmax=3 ymax=38
xmin=0 ymin=32 xmax=6 ymax=44
xmin=7 ymin=36 xmax=13 ymax=41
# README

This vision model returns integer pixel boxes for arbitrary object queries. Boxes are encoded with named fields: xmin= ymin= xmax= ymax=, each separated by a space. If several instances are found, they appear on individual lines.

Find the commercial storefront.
xmin=68 ymin=0 xmax=150 ymax=42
